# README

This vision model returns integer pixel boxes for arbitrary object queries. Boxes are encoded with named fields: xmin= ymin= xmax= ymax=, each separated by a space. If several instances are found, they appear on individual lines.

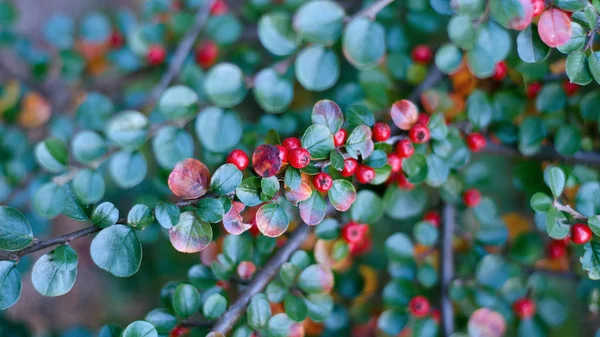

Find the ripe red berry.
xmin=526 ymin=82 xmax=542 ymax=98
xmin=195 ymin=40 xmax=218 ymax=68
xmin=109 ymin=31 xmax=124 ymax=48
xmin=387 ymin=153 xmax=402 ymax=173
xmin=169 ymin=326 xmax=190 ymax=337
xmin=276 ymin=145 xmax=288 ymax=163
xmin=416 ymin=113 xmax=430 ymax=126
xmin=341 ymin=222 xmax=369 ymax=243
xmin=409 ymin=296 xmax=430 ymax=317
xmin=563 ymin=81 xmax=579 ymax=96
xmin=226 ymin=149 xmax=249 ymax=170
xmin=432 ymin=309 xmax=441 ymax=323
xmin=466 ymin=133 xmax=487 ymax=152
xmin=409 ymin=124 xmax=430 ymax=144
xmin=396 ymin=139 xmax=415 ymax=158
xmin=532 ymin=0 xmax=544 ymax=17
xmin=210 ymin=0 xmax=229 ymax=15
xmin=288 ymin=147 xmax=311 ymax=169
xmin=423 ymin=211 xmax=441 ymax=227
xmin=147 ymin=45 xmax=166 ymax=65
xmin=547 ymin=240 xmax=567 ymax=260
xmin=571 ymin=223 xmax=593 ymax=244
xmin=396 ymin=173 xmax=414 ymax=190
xmin=412 ymin=45 xmax=432 ymax=64
xmin=372 ymin=122 xmax=391 ymax=142
xmin=349 ymin=235 xmax=372 ymax=256
xmin=463 ymin=188 xmax=481 ymax=208
xmin=492 ymin=61 xmax=507 ymax=81
xmin=282 ymin=137 xmax=302 ymax=150
xmin=356 ymin=165 xmax=375 ymax=184
xmin=341 ymin=158 xmax=359 ymax=177
xmin=313 ymin=172 xmax=333 ymax=192
xmin=334 ymin=128 xmax=347 ymax=147
xmin=513 ymin=298 xmax=536 ymax=319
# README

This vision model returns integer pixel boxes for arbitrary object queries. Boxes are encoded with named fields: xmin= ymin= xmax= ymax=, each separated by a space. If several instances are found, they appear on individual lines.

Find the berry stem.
xmin=552 ymin=200 xmax=587 ymax=221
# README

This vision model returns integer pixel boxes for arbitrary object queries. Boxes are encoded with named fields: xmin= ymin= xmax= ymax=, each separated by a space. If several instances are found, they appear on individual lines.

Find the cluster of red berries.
xmin=527 ymin=80 xmax=579 ymax=98
xmin=513 ymin=297 xmax=536 ymax=319
xmin=333 ymin=128 xmax=377 ymax=184
xmin=341 ymin=222 xmax=371 ymax=256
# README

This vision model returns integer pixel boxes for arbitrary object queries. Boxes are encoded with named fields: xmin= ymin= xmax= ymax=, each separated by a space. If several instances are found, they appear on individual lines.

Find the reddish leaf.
xmin=390 ymin=100 xmax=419 ymax=130
xmin=538 ymin=9 xmax=571 ymax=47
xmin=252 ymin=144 xmax=282 ymax=177
xmin=255 ymin=203 xmax=289 ymax=237
xmin=168 ymin=158 xmax=210 ymax=199
xmin=285 ymin=182 xmax=312 ymax=205
xmin=510 ymin=0 xmax=533 ymax=30
xmin=223 ymin=201 xmax=252 ymax=235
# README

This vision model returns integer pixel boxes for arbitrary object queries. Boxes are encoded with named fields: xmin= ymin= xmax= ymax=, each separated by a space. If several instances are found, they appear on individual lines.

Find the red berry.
xmin=109 ymin=31 xmax=124 ymax=48
xmin=226 ymin=149 xmax=249 ymax=170
xmin=276 ymin=145 xmax=288 ymax=163
xmin=372 ymin=122 xmax=391 ymax=142
xmin=282 ymin=137 xmax=302 ymax=150
xmin=526 ymin=82 xmax=542 ymax=98
xmin=210 ymin=0 xmax=229 ymax=15
xmin=195 ymin=40 xmax=218 ymax=68
xmin=463 ymin=189 xmax=481 ymax=207
xmin=409 ymin=296 xmax=430 ymax=317
xmin=432 ymin=309 xmax=441 ymax=323
xmin=563 ymin=81 xmax=579 ymax=96
xmin=416 ymin=114 xmax=430 ymax=126
xmin=547 ymin=240 xmax=566 ymax=260
xmin=396 ymin=139 xmax=415 ymax=158
xmin=571 ymin=223 xmax=593 ymax=244
xmin=387 ymin=153 xmax=402 ymax=173
xmin=341 ymin=222 xmax=369 ymax=243
xmin=349 ymin=236 xmax=372 ymax=256
xmin=423 ymin=211 xmax=441 ymax=227
xmin=313 ymin=172 xmax=333 ymax=192
xmin=412 ymin=45 xmax=432 ymax=64
xmin=334 ymin=128 xmax=347 ymax=147
xmin=466 ymin=133 xmax=487 ymax=152
xmin=513 ymin=298 xmax=536 ymax=319
xmin=147 ymin=45 xmax=166 ymax=65
xmin=492 ymin=61 xmax=507 ymax=81
xmin=341 ymin=158 xmax=359 ymax=177
xmin=409 ymin=125 xmax=430 ymax=144
xmin=356 ymin=165 xmax=375 ymax=184
xmin=169 ymin=326 xmax=190 ymax=337
xmin=532 ymin=0 xmax=544 ymax=17
xmin=288 ymin=147 xmax=311 ymax=169
xmin=396 ymin=173 xmax=414 ymax=190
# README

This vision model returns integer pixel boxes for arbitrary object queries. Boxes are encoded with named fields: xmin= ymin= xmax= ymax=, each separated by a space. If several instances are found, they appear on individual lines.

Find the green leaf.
xmin=581 ymin=238 xmax=600 ymax=279
xmin=236 ymin=177 xmax=263 ymax=206
xmin=211 ymin=163 xmax=243 ymax=195
xmin=435 ymin=43 xmax=463 ymax=74
xmin=206 ymin=14 xmax=241 ymax=45
xmin=327 ymin=179 xmax=356 ymax=212
xmin=566 ymin=51 xmax=593 ymax=85
xmin=152 ymin=126 xmax=194 ymax=169
xmin=536 ymin=83 xmax=566 ymax=113
xmin=109 ymin=150 xmax=147 ymax=189
xmin=545 ymin=208 xmax=570 ymax=239
xmin=519 ymin=117 xmax=547 ymax=155
xmin=555 ymin=0 xmax=588 ymax=11
xmin=448 ymin=15 xmax=476 ymax=49
xmin=293 ymin=0 xmax=345 ymax=45
xmin=385 ymin=233 xmax=414 ymax=261
xmin=402 ymin=153 xmax=428 ymax=184
xmin=544 ymin=166 xmax=566 ymax=197
xmin=378 ymin=309 xmax=409 ymax=335
xmin=76 ymin=92 xmax=114 ymax=131
xmin=91 ymin=202 xmax=119 ymax=228
xmin=261 ymin=176 xmax=280 ymax=201
xmin=284 ymin=167 xmax=302 ymax=190
xmin=31 ymin=245 xmax=78 ymax=296
xmin=105 ymin=110 xmax=149 ymax=149
xmin=581 ymin=91 xmax=600 ymax=120
xmin=0 ymin=206 xmax=33 ymax=251
xmin=121 ymin=321 xmax=157 ymax=337
xmin=203 ymin=293 xmax=227 ymax=320
xmin=588 ymin=51 xmax=600 ymax=85
xmin=414 ymin=222 xmax=438 ymax=247
xmin=342 ymin=18 xmax=385 ymax=69
xmin=558 ymin=22 xmax=586 ymax=53
xmin=346 ymin=104 xmax=374 ymax=129
xmin=0 ymin=261 xmax=21 ymax=310
xmin=127 ymin=204 xmax=153 ymax=230
xmin=253 ymin=68 xmax=294 ymax=113
xmin=196 ymin=198 xmax=224 ymax=223
xmin=530 ymin=193 xmax=552 ymax=212
xmin=426 ymin=154 xmax=450 ymax=187
xmin=258 ymin=12 xmax=299 ymax=56
xmin=71 ymin=130 xmax=107 ymax=164
xmin=384 ymin=186 xmax=428 ymax=219
xmin=256 ymin=203 xmax=289 ymax=237
xmin=267 ymin=313 xmax=302 ymax=337
xmin=155 ymin=202 xmax=180 ymax=229
xmin=204 ymin=63 xmax=247 ymax=108
xmin=517 ymin=26 xmax=550 ymax=63
xmin=195 ymin=107 xmax=243 ymax=153
xmin=350 ymin=190 xmax=383 ymax=224
xmin=467 ymin=90 xmax=492 ymax=129
xmin=35 ymin=137 xmax=69 ymax=173
xmin=299 ymin=190 xmax=327 ymax=226
xmin=90 ymin=225 xmax=142 ymax=277
xmin=489 ymin=0 xmax=525 ymax=28
xmin=33 ymin=182 xmax=66 ymax=219
xmin=298 ymin=264 xmax=334 ymax=294
xmin=329 ymin=151 xmax=345 ymax=171
xmin=295 ymin=45 xmax=340 ymax=91
xmin=554 ymin=125 xmax=581 ymax=156
xmin=158 ymin=85 xmax=198 ymax=120
xmin=247 ymin=296 xmax=272 ymax=330
xmin=345 ymin=125 xmax=374 ymax=159
xmin=169 ymin=211 xmax=213 ymax=253
xmin=311 ymin=100 xmax=343 ymax=134
xmin=173 ymin=284 xmax=201 ymax=317
xmin=412 ymin=318 xmax=439 ymax=337
xmin=509 ymin=231 xmax=544 ymax=265
xmin=73 ymin=169 xmax=105 ymax=204
xmin=145 ymin=309 xmax=176 ymax=334
xmin=301 ymin=124 xmax=335 ymax=159
xmin=476 ymin=254 xmax=509 ymax=289
xmin=304 ymin=293 xmax=333 ymax=322
xmin=589 ymin=216 xmax=600 ymax=236
xmin=284 ymin=295 xmax=308 ymax=322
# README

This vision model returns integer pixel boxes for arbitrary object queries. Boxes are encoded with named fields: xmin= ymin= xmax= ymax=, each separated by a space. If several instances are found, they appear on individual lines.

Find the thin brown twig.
xmin=552 ymin=200 xmax=587 ymax=221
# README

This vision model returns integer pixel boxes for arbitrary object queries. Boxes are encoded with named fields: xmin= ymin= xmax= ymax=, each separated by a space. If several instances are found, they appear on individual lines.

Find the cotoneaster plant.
xmin=2 ymin=0 xmax=600 ymax=336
